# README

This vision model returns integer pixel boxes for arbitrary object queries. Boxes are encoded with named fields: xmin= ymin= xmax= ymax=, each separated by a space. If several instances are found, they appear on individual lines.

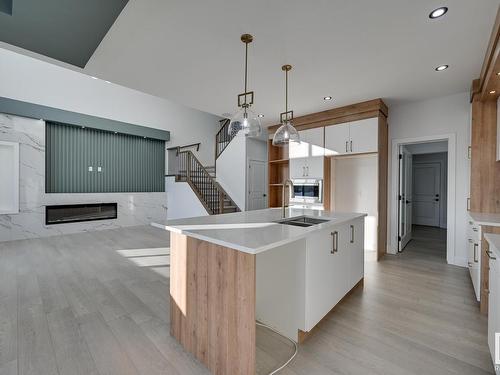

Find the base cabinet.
xmin=488 ymin=254 xmax=500 ymax=373
xmin=305 ymin=218 xmax=364 ymax=331
xmin=467 ymin=219 xmax=481 ymax=301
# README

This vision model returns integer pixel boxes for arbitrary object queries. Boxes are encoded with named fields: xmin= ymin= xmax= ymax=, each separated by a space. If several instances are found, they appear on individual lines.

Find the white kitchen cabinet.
xmin=324 ymin=117 xmax=378 ymax=156
xmin=488 ymin=253 xmax=498 ymax=366
xmin=290 ymin=127 xmax=324 ymax=159
xmin=348 ymin=118 xmax=379 ymax=154
xmin=304 ymin=220 xmax=362 ymax=331
xmin=325 ymin=123 xmax=350 ymax=155
xmin=349 ymin=217 xmax=365 ymax=286
xmin=290 ymin=156 xmax=323 ymax=178
xmin=467 ymin=219 xmax=482 ymax=301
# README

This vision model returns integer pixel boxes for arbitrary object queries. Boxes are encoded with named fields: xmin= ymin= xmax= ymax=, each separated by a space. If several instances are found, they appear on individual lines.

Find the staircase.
xmin=174 ymin=149 xmax=239 ymax=215
xmin=215 ymin=118 xmax=235 ymax=159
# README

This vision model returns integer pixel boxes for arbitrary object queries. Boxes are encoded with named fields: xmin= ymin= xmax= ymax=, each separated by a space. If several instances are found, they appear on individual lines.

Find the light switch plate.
xmin=88 ymin=166 xmax=93 ymax=172
xmin=98 ymin=166 xmax=102 ymax=172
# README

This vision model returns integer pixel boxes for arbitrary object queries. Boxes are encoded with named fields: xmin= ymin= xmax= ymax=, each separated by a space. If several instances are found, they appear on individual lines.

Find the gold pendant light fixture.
xmin=228 ymin=34 xmax=262 ymax=138
xmin=272 ymin=64 xmax=300 ymax=146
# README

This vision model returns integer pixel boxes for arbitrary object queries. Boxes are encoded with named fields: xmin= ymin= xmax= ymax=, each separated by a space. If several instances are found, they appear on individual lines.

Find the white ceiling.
xmin=85 ymin=0 xmax=499 ymax=125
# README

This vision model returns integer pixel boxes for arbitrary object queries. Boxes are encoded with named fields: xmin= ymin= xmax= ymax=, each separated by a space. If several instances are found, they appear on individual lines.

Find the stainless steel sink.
xmin=276 ymin=216 xmax=330 ymax=227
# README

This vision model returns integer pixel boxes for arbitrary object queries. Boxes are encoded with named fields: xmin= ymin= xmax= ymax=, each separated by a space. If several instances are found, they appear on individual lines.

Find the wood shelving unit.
xmin=268 ymin=141 xmax=289 ymax=207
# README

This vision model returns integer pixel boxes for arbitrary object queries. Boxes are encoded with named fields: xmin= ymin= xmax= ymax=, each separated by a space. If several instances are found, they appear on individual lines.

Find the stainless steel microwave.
xmin=290 ymin=178 xmax=323 ymax=204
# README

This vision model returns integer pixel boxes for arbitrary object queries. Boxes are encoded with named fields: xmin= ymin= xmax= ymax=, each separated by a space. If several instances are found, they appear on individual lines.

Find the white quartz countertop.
xmin=484 ymin=233 xmax=500 ymax=259
xmin=469 ymin=212 xmax=500 ymax=227
xmin=152 ymin=208 xmax=366 ymax=254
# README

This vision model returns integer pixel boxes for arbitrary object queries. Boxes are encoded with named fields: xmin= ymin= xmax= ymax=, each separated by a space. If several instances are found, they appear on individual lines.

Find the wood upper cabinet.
xmin=324 ymin=117 xmax=378 ymax=156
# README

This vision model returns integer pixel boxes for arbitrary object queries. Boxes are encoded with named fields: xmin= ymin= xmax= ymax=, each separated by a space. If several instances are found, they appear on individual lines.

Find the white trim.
xmin=0 ymin=141 xmax=20 ymax=215
xmin=389 ymin=134 xmax=457 ymax=266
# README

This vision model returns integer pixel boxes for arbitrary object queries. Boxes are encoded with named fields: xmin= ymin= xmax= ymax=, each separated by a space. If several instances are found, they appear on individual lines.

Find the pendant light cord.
xmin=285 ymin=69 xmax=288 ymax=114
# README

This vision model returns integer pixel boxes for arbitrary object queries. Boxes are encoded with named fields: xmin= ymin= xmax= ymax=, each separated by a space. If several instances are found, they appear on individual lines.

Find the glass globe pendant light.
xmin=272 ymin=64 xmax=300 ymax=146
xmin=228 ymin=34 xmax=262 ymax=138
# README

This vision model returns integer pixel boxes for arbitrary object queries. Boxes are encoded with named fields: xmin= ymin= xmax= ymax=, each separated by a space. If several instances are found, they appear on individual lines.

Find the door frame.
xmin=389 ymin=134 xmax=456 ymax=265
xmin=398 ymin=146 xmax=413 ymax=251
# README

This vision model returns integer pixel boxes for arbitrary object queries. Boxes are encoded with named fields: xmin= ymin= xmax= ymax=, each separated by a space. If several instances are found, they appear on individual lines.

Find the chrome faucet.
xmin=281 ymin=179 xmax=294 ymax=218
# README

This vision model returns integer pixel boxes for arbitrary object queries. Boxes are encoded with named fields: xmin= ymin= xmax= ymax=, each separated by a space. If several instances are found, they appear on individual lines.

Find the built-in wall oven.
xmin=290 ymin=178 xmax=323 ymax=205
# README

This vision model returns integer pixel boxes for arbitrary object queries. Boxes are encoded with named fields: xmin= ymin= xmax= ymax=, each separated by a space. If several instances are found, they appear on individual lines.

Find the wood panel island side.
xmin=153 ymin=208 xmax=366 ymax=375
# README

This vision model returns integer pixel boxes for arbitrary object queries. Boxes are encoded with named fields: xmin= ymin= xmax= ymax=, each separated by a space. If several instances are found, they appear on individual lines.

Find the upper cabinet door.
xmin=325 ymin=123 xmax=350 ymax=156
xmin=301 ymin=127 xmax=325 ymax=157
xmin=348 ymin=118 xmax=378 ymax=154
xmin=290 ymin=127 xmax=325 ymax=159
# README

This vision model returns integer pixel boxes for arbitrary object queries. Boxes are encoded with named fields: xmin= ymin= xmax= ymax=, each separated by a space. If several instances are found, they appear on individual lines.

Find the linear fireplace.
xmin=45 ymin=203 xmax=117 ymax=225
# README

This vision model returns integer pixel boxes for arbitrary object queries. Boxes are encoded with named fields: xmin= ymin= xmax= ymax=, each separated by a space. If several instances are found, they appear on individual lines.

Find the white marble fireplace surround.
xmin=0 ymin=113 xmax=167 ymax=242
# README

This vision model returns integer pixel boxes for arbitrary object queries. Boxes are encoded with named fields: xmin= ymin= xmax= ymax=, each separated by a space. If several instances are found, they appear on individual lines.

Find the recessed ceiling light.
xmin=258 ymin=114 xmax=264 ymax=118
xmin=490 ymin=90 xmax=496 ymax=94
xmin=324 ymin=96 xmax=333 ymax=101
xmin=429 ymin=7 xmax=448 ymax=19
xmin=81 ymin=126 xmax=86 ymax=129
xmin=105 ymin=80 xmax=111 ymax=84
xmin=91 ymin=76 xmax=98 ymax=80
xmin=435 ymin=65 xmax=449 ymax=71
xmin=497 ymin=72 xmax=500 ymax=76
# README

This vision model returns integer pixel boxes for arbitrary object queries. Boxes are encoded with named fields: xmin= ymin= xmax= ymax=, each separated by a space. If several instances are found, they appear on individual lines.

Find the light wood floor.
xmin=0 ymin=225 xmax=494 ymax=375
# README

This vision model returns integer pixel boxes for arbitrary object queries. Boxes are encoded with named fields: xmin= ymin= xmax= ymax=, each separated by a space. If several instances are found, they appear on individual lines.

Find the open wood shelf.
xmin=268 ymin=140 xmax=290 ymax=207
xmin=268 ymin=158 xmax=289 ymax=164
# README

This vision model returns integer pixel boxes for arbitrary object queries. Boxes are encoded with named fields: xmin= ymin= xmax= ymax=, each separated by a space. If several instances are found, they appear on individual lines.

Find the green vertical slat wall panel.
xmin=46 ymin=122 xmax=165 ymax=193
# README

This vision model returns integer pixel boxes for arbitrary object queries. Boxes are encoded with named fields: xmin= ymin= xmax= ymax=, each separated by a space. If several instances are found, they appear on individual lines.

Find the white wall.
xmin=0 ymin=47 xmax=221 ymax=167
xmin=388 ymin=92 xmax=470 ymax=266
xmin=413 ymin=152 xmax=448 ymax=229
xmin=165 ymin=176 xmax=208 ymax=220
xmin=216 ymin=134 xmax=247 ymax=210
xmin=216 ymin=134 xmax=268 ymax=211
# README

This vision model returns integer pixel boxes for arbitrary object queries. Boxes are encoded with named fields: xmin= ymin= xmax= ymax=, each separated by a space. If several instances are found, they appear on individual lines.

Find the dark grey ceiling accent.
xmin=0 ymin=96 xmax=170 ymax=141
xmin=0 ymin=0 xmax=128 ymax=67
xmin=0 ymin=0 xmax=13 ymax=15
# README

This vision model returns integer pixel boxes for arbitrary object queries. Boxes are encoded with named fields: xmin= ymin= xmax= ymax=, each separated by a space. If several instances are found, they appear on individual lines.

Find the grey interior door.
xmin=247 ymin=159 xmax=267 ymax=210
xmin=413 ymin=162 xmax=441 ymax=227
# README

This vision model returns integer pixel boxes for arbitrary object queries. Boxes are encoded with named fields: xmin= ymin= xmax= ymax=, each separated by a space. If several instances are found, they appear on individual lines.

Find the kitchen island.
xmin=153 ymin=208 xmax=366 ymax=375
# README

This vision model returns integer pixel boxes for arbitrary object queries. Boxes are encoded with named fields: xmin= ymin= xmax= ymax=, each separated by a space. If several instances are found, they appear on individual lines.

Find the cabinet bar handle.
xmin=331 ymin=231 xmax=338 ymax=254
xmin=473 ymin=243 xmax=478 ymax=262
xmin=350 ymin=225 xmax=354 ymax=243
xmin=306 ymin=166 xmax=309 ymax=176
xmin=345 ymin=141 xmax=348 ymax=153
xmin=350 ymin=140 xmax=353 ymax=152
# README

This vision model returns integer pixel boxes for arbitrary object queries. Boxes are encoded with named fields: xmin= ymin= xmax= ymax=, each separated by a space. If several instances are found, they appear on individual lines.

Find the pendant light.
xmin=227 ymin=34 xmax=262 ymax=138
xmin=272 ymin=65 xmax=300 ymax=146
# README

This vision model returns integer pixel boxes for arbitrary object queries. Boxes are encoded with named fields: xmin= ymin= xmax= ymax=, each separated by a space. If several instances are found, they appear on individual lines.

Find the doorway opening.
xmin=397 ymin=140 xmax=449 ymax=260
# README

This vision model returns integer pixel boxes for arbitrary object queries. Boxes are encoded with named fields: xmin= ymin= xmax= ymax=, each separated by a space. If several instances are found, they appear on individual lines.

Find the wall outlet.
xmin=88 ymin=166 xmax=93 ymax=172
xmin=97 ymin=166 xmax=102 ymax=172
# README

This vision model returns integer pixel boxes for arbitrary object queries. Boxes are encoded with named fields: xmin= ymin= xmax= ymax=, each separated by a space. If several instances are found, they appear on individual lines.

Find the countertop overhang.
xmin=152 ymin=208 xmax=366 ymax=254
xmin=469 ymin=212 xmax=500 ymax=227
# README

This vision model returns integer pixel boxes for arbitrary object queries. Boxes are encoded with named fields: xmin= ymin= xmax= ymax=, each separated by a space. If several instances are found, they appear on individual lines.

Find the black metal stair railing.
xmin=215 ymin=118 xmax=234 ymax=160
xmin=176 ymin=150 xmax=238 ymax=215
